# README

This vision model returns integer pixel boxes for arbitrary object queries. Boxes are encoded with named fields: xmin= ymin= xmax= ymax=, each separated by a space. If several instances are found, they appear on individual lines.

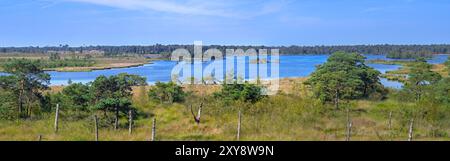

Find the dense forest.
xmin=1 ymin=44 xmax=450 ymax=56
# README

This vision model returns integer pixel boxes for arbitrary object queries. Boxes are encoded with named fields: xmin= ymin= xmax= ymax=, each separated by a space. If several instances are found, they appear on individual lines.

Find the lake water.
xmin=3 ymin=54 xmax=449 ymax=89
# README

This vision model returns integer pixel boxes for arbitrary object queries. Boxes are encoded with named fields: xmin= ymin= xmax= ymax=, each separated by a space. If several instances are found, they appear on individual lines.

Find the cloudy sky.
xmin=1 ymin=0 xmax=450 ymax=46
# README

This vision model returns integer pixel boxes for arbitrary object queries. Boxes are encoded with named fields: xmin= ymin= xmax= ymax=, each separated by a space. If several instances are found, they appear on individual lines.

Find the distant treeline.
xmin=1 ymin=44 xmax=450 ymax=56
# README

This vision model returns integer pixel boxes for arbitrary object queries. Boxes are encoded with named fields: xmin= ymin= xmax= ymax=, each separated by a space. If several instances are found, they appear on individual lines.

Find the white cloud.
xmin=60 ymin=0 xmax=288 ymax=18
xmin=362 ymin=0 xmax=416 ymax=13
xmin=279 ymin=15 xmax=322 ymax=26
xmin=65 ymin=0 xmax=228 ymax=16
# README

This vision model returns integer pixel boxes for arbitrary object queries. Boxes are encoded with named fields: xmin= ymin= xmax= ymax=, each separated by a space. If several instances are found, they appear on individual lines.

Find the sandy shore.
xmin=44 ymin=62 xmax=149 ymax=72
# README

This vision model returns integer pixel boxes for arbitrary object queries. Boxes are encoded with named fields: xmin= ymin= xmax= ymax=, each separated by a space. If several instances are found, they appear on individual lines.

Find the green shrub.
xmin=148 ymin=82 xmax=186 ymax=104
xmin=305 ymin=52 xmax=387 ymax=108
xmin=0 ymin=89 xmax=17 ymax=120
xmin=214 ymin=82 xmax=265 ymax=104
xmin=61 ymin=83 xmax=92 ymax=110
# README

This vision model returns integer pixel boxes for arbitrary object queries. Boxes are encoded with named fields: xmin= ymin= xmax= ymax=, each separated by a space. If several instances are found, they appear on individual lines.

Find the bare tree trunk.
xmin=237 ymin=110 xmax=241 ymax=141
xmin=94 ymin=115 xmax=99 ymax=141
xmin=54 ymin=104 xmax=59 ymax=133
xmin=190 ymin=103 xmax=203 ymax=124
xmin=408 ymin=118 xmax=414 ymax=141
xmin=151 ymin=117 xmax=156 ymax=141
xmin=345 ymin=109 xmax=352 ymax=141
xmin=128 ymin=109 xmax=133 ymax=135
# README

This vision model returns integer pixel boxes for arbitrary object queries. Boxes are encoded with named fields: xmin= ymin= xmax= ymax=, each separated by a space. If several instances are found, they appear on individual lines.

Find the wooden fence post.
xmin=94 ymin=115 xmax=99 ymax=141
xmin=151 ymin=117 xmax=156 ymax=141
xmin=237 ymin=110 xmax=241 ymax=141
xmin=38 ymin=134 xmax=42 ymax=141
xmin=128 ymin=109 xmax=133 ymax=135
xmin=345 ymin=108 xmax=352 ymax=141
xmin=346 ymin=122 xmax=353 ymax=141
xmin=408 ymin=118 xmax=414 ymax=141
xmin=54 ymin=104 xmax=59 ymax=133
xmin=388 ymin=111 xmax=393 ymax=130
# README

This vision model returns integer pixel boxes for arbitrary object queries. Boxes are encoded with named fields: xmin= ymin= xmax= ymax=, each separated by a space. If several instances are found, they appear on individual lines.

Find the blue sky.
xmin=1 ymin=0 xmax=450 ymax=46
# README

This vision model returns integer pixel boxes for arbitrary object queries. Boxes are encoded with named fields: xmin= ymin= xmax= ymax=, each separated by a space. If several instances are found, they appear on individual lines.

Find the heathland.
xmin=0 ymin=51 xmax=449 ymax=141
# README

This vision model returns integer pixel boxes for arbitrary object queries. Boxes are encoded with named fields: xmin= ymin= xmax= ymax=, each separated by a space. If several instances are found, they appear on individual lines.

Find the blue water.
xmin=1 ymin=54 xmax=448 ymax=89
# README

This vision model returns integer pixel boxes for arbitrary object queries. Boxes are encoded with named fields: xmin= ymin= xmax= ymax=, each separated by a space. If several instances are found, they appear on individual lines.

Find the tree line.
xmin=1 ymin=44 xmax=450 ymax=56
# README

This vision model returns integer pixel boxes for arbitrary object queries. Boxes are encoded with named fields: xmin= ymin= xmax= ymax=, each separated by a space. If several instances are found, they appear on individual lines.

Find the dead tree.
xmin=54 ymin=104 xmax=60 ymax=133
xmin=408 ymin=118 xmax=414 ymax=141
xmin=151 ymin=117 xmax=156 ymax=141
xmin=237 ymin=109 xmax=242 ymax=141
xmin=190 ymin=102 xmax=203 ymax=124
xmin=94 ymin=115 xmax=99 ymax=141
xmin=128 ymin=109 xmax=133 ymax=135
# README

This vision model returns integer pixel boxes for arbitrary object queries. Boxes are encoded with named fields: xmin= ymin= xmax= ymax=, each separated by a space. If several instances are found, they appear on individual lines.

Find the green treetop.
xmin=0 ymin=59 xmax=50 ymax=119
xmin=305 ymin=52 xmax=387 ymax=109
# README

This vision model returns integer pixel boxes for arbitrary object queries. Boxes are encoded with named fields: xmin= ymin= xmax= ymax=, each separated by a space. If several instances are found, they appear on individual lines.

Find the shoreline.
xmin=43 ymin=62 xmax=151 ymax=72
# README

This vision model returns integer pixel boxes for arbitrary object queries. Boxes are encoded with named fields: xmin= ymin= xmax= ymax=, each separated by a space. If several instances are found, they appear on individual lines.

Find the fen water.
xmin=9 ymin=54 xmax=450 ymax=88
